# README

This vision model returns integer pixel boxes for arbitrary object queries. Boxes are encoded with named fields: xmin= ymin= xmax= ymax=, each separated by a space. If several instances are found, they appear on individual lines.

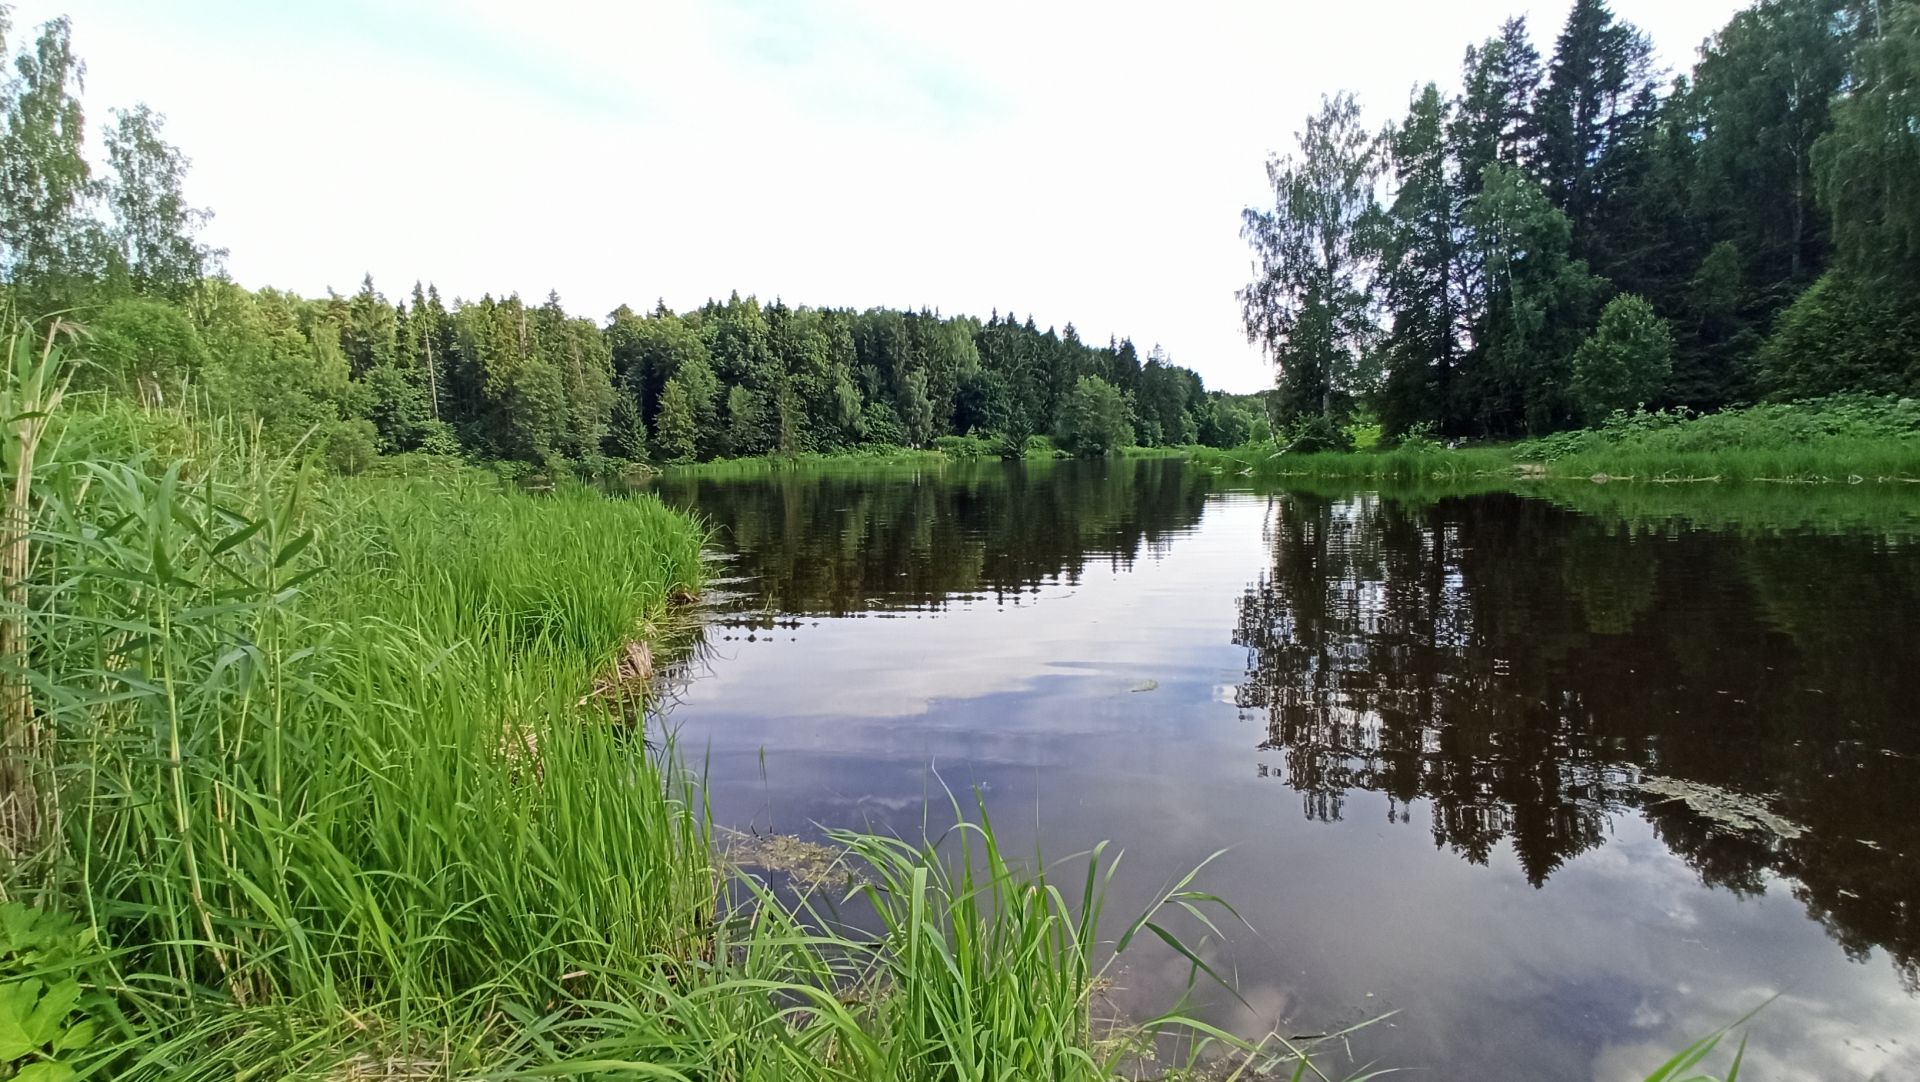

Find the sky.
xmin=12 ymin=0 xmax=1747 ymax=392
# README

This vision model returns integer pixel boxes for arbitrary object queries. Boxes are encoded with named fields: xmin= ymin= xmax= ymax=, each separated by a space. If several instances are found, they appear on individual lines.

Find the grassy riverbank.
xmin=1190 ymin=397 xmax=1920 ymax=486
xmin=0 ymin=332 xmax=1307 ymax=1080
xmin=0 ymin=330 xmax=1757 ymax=1080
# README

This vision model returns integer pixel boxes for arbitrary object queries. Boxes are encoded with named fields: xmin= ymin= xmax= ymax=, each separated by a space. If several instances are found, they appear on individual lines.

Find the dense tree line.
xmin=1243 ymin=0 xmax=1920 ymax=440
xmin=0 ymin=10 xmax=1257 ymax=469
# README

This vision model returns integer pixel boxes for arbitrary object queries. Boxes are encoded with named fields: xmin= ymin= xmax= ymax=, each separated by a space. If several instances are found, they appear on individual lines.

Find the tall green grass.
xmin=12 ymin=413 xmax=715 ymax=1071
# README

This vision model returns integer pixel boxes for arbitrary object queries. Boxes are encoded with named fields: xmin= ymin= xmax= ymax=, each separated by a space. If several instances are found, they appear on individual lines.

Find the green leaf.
xmin=273 ymin=529 xmax=314 ymax=569
xmin=16 ymin=1062 xmax=79 ymax=1082
xmin=24 ymin=979 xmax=81 ymax=1045
xmin=51 ymin=1017 xmax=94 ymax=1053
xmin=0 ymin=979 xmax=44 ymax=1059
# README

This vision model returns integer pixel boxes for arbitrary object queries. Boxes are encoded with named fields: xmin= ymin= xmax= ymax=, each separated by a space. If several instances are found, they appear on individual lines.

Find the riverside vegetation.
xmin=0 ymin=332 xmax=1767 ymax=1082
xmin=1189 ymin=395 xmax=1920 ymax=486
xmin=0 ymin=319 xmax=1340 ymax=1080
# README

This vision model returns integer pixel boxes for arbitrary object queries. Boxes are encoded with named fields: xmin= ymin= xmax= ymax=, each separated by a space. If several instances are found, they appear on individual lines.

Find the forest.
xmin=0 ymin=10 xmax=1251 ymax=472
xmin=1241 ymin=0 xmax=1920 ymax=442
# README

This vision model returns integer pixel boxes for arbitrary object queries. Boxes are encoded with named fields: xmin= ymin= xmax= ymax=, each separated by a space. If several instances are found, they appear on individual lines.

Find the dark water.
xmin=649 ymin=459 xmax=1920 ymax=1081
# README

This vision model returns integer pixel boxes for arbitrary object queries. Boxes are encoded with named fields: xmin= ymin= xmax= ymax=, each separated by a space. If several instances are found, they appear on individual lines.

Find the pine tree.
xmin=654 ymin=377 xmax=698 ymax=464
xmin=1452 ymin=17 xmax=1543 ymax=186
xmin=605 ymin=393 xmax=648 ymax=461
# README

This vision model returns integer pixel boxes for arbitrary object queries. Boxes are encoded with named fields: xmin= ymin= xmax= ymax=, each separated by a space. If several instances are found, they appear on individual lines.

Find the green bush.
xmin=1282 ymin=415 xmax=1353 ymax=454
xmin=1759 ymin=272 xmax=1920 ymax=399
xmin=931 ymin=433 xmax=999 ymax=458
xmin=1572 ymin=295 xmax=1674 ymax=423
xmin=83 ymin=298 xmax=209 ymax=400
xmin=322 ymin=418 xmax=379 ymax=475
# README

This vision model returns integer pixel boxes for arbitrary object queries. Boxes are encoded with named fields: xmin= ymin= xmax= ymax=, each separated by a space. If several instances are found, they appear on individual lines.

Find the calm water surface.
xmin=648 ymin=459 xmax=1920 ymax=1081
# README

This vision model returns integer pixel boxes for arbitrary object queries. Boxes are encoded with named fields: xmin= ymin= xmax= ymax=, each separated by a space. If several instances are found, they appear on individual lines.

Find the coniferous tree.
xmin=1530 ymin=0 xmax=1656 ymax=259
xmin=653 ymin=377 xmax=699 ymax=463
xmin=604 ymin=394 xmax=648 ymax=460
xmin=1378 ymin=84 xmax=1463 ymax=436
xmin=1452 ymin=17 xmax=1544 ymax=186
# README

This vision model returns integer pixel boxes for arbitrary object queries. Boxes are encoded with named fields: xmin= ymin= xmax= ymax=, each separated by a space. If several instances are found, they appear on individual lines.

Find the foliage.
xmin=1282 ymin=414 xmax=1355 ymax=454
xmin=322 ymin=417 xmax=378 ymax=475
xmin=930 ymin=432 xmax=999 ymax=459
xmin=1814 ymin=0 xmax=1920 ymax=284
xmin=101 ymin=104 xmax=220 ymax=297
xmin=1056 ymin=375 xmax=1134 ymax=456
xmin=1240 ymin=92 xmax=1382 ymax=422
xmin=1251 ymin=0 xmax=1904 ymax=444
xmin=1191 ymin=395 xmax=1920 ymax=485
xmin=0 ymin=904 xmax=112 ymax=1082
xmin=1466 ymin=162 xmax=1602 ymax=434
xmin=1572 ymin=294 xmax=1674 ymax=421
xmin=1758 ymin=272 xmax=1920 ymax=399
xmin=80 ymin=297 xmax=207 ymax=400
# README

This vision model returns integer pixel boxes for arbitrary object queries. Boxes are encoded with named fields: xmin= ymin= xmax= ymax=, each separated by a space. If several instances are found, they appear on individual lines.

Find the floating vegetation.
xmin=722 ymin=828 xmax=859 ymax=891
xmin=1638 ymin=776 xmax=1806 ymax=841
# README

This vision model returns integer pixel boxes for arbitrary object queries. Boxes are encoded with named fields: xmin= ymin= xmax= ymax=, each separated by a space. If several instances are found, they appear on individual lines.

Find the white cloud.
xmin=14 ymin=0 xmax=1744 ymax=391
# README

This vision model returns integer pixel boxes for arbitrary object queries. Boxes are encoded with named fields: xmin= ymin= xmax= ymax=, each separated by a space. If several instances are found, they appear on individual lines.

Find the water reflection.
xmin=1234 ymin=488 xmax=1920 ymax=988
xmin=651 ymin=458 xmax=1214 ymax=617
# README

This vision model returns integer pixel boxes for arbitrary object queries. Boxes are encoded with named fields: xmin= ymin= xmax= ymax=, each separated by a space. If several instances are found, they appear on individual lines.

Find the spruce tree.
xmin=1379 ymin=84 xmax=1463 ymax=436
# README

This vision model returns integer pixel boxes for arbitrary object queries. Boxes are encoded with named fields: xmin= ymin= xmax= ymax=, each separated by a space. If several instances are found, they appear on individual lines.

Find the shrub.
xmin=932 ymin=433 xmax=998 ymax=459
xmin=1759 ymin=272 xmax=1920 ymax=399
xmin=322 ymin=418 xmax=379 ymax=475
xmin=859 ymin=401 xmax=905 ymax=446
xmin=1571 ymin=295 xmax=1674 ymax=423
xmin=415 ymin=420 xmax=462 ymax=457
xmin=84 ymin=298 xmax=209 ymax=401
xmin=1281 ymin=415 xmax=1353 ymax=454
xmin=1056 ymin=375 xmax=1134 ymax=457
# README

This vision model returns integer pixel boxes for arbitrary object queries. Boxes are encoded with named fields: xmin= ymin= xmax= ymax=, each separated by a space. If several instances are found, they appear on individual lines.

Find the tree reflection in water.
xmin=1234 ymin=488 xmax=1920 ymax=990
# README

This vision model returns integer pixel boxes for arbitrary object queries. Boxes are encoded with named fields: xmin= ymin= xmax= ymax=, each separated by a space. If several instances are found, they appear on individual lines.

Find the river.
xmin=647 ymin=457 xmax=1920 ymax=1081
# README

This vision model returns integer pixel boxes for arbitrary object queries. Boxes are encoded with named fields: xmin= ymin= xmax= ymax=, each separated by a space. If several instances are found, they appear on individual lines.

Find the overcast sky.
xmin=14 ymin=0 xmax=1746 ymax=391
